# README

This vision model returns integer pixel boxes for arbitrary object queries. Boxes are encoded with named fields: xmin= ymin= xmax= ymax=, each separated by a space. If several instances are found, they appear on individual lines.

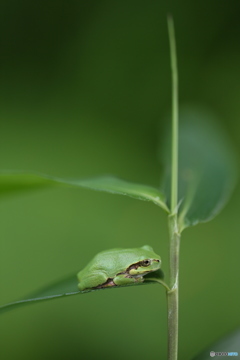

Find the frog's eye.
xmin=142 ymin=260 xmax=151 ymax=267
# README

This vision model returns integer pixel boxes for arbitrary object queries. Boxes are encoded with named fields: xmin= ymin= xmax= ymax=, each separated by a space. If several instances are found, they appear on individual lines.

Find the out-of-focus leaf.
xmin=160 ymin=108 xmax=237 ymax=231
xmin=0 ymin=269 xmax=164 ymax=315
xmin=0 ymin=172 xmax=168 ymax=212
xmin=192 ymin=328 xmax=240 ymax=359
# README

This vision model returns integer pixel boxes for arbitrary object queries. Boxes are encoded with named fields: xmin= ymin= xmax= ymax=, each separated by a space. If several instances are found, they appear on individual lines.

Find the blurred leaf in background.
xmin=193 ymin=329 xmax=240 ymax=359
xmin=160 ymin=107 xmax=237 ymax=230
xmin=0 ymin=1 xmax=240 ymax=360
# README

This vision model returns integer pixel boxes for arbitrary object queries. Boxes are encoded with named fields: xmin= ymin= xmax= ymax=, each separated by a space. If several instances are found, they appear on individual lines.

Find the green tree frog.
xmin=77 ymin=245 xmax=161 ymax=291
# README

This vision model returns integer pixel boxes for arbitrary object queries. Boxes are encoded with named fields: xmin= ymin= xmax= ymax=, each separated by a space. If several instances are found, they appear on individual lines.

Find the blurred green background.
xmin=0 ymin=1 xmax=240 ymax=359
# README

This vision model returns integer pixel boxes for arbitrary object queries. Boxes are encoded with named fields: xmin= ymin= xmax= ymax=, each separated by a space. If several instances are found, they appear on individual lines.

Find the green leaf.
xmin=192 ymin=328 xmax=240 ymax=359
xmin=160 ymin=107 xmax=237 ymax=230
xmin=0 ymin=270 xmax=164 ymax=315
xmin=0 ymin=171 xmax=168 ymax=212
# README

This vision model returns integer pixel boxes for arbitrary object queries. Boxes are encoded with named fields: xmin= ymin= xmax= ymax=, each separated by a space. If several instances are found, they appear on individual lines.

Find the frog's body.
xmin=77 ymin=245 xmax=161 ymax=291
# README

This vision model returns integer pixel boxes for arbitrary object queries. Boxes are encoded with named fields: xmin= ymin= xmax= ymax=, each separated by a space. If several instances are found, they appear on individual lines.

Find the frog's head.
xmin=128 ymin=245 xmax=161 ymax=276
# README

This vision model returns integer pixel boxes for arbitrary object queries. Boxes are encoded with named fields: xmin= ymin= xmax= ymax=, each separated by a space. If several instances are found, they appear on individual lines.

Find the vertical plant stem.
xmin=167 ymin=15 xmax=180 ymax=360
xmin=168 ymin=216 xmax=180 ymax=360
xmin=168 ymin=15 xmax=178 ymax=214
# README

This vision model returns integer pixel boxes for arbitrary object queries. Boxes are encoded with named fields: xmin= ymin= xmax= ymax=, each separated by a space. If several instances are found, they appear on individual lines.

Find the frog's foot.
xmin=113 ymin=274 xmax=144 ymax=286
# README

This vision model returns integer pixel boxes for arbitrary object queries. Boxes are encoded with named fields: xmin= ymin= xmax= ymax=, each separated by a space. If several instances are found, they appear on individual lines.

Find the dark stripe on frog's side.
xmin=95 ymin=278 xmax=116 ymax=289
xmin=125 ymin=259 xmax=160 ymax=275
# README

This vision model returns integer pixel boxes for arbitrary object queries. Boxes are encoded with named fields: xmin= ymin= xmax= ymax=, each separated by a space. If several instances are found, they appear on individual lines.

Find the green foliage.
xmin=160 ymin=108 xmax=237 ymax=231
xmin=0 ymin=109 xmax=237 ymax=316
xmin=0 ymin=270 xmax=164 ymax=315
xmin=0 ymin=172 xmax=168 ymax=211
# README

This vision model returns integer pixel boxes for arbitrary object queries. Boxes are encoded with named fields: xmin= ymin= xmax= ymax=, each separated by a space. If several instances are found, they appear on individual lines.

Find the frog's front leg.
xmin=113 ymin=274 xmax=144 ymax=286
